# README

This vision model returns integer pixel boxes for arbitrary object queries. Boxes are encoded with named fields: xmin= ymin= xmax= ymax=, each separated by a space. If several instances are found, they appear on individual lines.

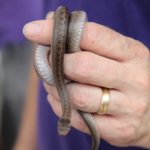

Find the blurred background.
xmin=0 ymin=0 xmax=51 ymax=149
xmin=1 ymin=1 xmax=150 ymax=150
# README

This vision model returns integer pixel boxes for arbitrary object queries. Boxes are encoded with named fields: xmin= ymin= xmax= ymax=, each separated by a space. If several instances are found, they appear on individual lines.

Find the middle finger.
xmin=64 ymin=51 xmax=125 ymax=89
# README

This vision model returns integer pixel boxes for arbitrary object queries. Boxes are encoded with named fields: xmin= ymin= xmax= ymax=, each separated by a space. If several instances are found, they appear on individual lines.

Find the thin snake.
xmin=34 ymin=6 xmax=100 ymax=150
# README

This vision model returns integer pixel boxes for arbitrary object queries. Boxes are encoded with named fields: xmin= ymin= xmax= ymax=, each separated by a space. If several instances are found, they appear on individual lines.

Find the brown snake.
xmin=34 ymin=6 xmax=100 ymax=150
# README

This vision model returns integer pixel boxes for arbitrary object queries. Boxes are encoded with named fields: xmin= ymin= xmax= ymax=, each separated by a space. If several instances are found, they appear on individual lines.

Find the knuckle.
xmin=126 ymin=38 xmax=150 ymax=59
xmin=86 ymin=23 xmax=123 ymax=50
xmin=136 ymin=42 xmax=150 ymax=59
xmin=136 ymin=74 xmax=150 ymax=91
xmin=72 ymin=52 xmax=94 ymax=80
xmin=85 ymin=23 xmax=102 ymax=48
xmin=140 ymin=75 xmax=150 ymax=91
xmin=74 ymin=86 xmax=89 ymax=109
xmin=134 ymin=101 xmax=148 ymax=118
xmin=127 ymin=71 xmax=150 ymax=92
xmin=109 ymin=31 xmax=123 ymax=46
xmin=119 ymin=125 xmax=136 ymax=142
xmin=116 ymin=119 xmax=139 ymax=143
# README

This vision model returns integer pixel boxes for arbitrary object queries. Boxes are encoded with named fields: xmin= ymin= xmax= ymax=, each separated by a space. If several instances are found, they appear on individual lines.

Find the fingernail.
xmin=46 ymin=11 xmax=54 ymax=19
xmin=23 ymin=23 xmax=41 ymax=37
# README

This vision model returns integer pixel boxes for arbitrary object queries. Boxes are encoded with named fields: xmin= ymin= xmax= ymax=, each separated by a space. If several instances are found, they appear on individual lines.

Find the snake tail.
xmin=78 ymin=111 xmax=100 ymax=150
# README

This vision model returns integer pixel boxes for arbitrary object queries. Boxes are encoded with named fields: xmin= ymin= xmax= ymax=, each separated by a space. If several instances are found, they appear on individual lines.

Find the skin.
xmin=23 ymin=12 xmax=150 ymax=148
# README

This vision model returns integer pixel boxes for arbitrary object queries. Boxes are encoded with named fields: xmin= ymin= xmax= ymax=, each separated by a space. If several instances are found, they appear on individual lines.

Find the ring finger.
xmin=45 ymin=82 xmax=127 ymax=115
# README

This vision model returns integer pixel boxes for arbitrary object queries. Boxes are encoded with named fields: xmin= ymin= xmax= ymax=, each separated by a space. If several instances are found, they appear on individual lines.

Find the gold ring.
xmin=97 ymin=88 xmax=110 ymax=114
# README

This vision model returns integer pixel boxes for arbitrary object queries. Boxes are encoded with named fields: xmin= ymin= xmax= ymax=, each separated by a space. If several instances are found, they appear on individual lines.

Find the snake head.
xmin=58 ymin=119 xmax=71 ymax=136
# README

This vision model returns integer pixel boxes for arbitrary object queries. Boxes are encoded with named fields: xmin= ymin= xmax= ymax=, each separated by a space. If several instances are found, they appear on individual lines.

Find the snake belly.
xmin=34 ymin=6 xmax=100 ymax=150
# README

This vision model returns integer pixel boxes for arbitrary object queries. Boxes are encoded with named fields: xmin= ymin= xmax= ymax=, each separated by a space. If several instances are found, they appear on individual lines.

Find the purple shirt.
xmin=38 ymin=0 xmax=150 ymax=150
xmin=0 ymin=0 xmax=42 ymax=48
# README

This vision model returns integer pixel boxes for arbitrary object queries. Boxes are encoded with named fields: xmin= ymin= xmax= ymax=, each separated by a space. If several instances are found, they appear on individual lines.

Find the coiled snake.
xmin=34 ymin=6 xmax=100 ymax=150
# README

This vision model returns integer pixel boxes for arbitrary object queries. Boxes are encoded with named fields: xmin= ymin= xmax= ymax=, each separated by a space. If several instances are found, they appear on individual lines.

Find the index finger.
xmin=23 ymin=20 xmax=135 ymax=61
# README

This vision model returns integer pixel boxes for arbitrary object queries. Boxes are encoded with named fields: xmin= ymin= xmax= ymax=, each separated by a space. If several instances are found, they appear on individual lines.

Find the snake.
xmin=34 ymin=6 xmax=100 ymax=150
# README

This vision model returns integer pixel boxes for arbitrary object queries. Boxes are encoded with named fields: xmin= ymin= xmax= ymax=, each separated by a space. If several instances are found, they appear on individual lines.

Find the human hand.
xmin=23 ymin=12 xmax=150 ymax=148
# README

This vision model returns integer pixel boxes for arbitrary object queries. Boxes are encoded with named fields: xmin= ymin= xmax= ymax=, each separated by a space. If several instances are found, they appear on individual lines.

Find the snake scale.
xmin=34 ymin=6 xmax=100 ymax=150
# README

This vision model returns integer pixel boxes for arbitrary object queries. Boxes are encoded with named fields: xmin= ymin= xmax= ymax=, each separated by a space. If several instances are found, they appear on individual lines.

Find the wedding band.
xmin=97 ymin=88 xmax=110 ymax=114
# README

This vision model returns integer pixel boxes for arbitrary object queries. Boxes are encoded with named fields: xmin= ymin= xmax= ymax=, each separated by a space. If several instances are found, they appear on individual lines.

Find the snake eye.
xmin=65 ymin=119 xmax=70 ymax=124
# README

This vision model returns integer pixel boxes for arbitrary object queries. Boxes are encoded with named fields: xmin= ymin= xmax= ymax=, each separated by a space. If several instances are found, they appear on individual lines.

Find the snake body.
xmin=34 ymin=6 xmax=100 ymax=150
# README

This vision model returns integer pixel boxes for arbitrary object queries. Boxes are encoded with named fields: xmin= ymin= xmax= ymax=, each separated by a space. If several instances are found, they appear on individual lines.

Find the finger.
xmin=94 ymin=114 xmax=140 ymax=146
xmin=81 ymin=23 xmax=137 ymax=61
xmin=45 ymin=82 xmax=127 ymax=115
xmin=45 ymin=50 xmax=124 ymax=89
xmin=47 ymin=94 xmax=90 ymax=134
xmin=24 ymin=12 xmax=54 ymax=44
xmin=32 ymin=26 xmax=127 ymax=89
xmin=23 ymin=20 xmax=136 ymax=61
xmin=46 ymin=11 xmax=54 ymax=20
xmin=48 ymin=94 xmax=130 ymax=146
xmin=23 ymin=20 xmax=53 ymax=45
xmin=64 ymin=51 xmax=126 ymax=89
